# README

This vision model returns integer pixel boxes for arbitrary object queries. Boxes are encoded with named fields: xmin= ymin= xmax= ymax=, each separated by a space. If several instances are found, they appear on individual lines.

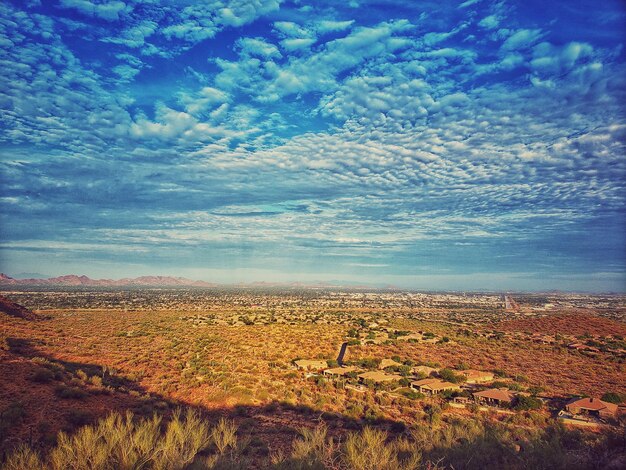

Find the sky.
xmin=0 ymin=0 xmax=625 ymax=292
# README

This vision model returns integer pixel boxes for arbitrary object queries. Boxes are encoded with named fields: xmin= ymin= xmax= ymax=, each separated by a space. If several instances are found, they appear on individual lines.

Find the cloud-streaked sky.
xmin=1 ymin=0 xmax=625 ymax=291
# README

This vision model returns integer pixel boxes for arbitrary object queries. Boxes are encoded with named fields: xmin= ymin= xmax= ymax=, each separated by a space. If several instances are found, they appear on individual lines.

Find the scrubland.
xmin=1 ymin=289 xmax=624 ymax=468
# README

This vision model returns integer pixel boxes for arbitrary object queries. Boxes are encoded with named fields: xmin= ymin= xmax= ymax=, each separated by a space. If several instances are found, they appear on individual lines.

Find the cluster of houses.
xmin=293 ymin=357 xmax=625 ymax=426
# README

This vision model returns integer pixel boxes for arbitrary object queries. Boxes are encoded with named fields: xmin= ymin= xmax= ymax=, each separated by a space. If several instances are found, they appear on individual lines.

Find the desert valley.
xmin=1 ymin=278 xmax=625 ymax=469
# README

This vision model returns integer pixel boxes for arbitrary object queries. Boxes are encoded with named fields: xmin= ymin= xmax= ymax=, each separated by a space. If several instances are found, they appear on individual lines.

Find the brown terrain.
xmin=499 ymin=311 xmax=626 ymax=338
xmin=1 ymin=289 xmax=624 ymax=468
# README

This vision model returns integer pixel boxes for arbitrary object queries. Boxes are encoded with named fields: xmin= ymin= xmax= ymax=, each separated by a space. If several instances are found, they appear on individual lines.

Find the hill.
xmin=0 ymin=273 xmax=216 ymax=288
xmin=0 ymin=295 xmax=39 ymax=320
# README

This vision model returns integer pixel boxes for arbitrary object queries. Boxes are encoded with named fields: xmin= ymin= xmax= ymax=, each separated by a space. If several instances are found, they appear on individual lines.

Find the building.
xmin=294 ymin=359 xmax=328 ymax=371
xmin=410 ymin=378 xmax=461 ymax=395
xmin=461 ymin=369 xmax=495 ymax=384
xmin=358 ymin=371 xmax=402 ymax=384
xmin=564 ymin=397 xmax=619 ymax=421
xmin=323 ymin=366 xmax=358 ymax=378
xmin=473 ymin=388 xmax=515 ymax=407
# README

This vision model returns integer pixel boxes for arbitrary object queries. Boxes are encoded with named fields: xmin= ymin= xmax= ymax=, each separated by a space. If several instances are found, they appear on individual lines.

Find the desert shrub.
xmin=507 ymin=382 xmax=523 ymax=392
xmin=424 ymin=404 xmax=442 ymax=426
xmin=490 ymin=381 xmax=510 ymax=389
xmin=514 ymin=395 xmax=543 ymax=411
xmin=76 ymin=369 xmax=89 ymax=382
xmin=466 ymin=403 xmax=480 ymax=413
xmin=288 ymin=424 xmax=333 ymax=469
xmin=357 ymin=358 xmax=381 ymax=369
xmin=1 ymin=445 xmax=43 ymax=470
xmin=399 ymin=389 xmax=424 ymax=400
xmin=438 ymin=369 xmax=465 ymax=384
xmin=54 ymin=385 xmax=88 ymax=399
xmin=89 ymin=375 xmax=103 ymax=387
xmin=212 ymin=418 xmax=237 ymax=455
xmin=343 ymin=426 xmax=411 ymax=470
xmin=66 ymin=410 xmax=91 ymax=427
xmin=601 ymin=392 xmax=625 ymax=404
xmin=1 ymin=409 xmax=218 ymax=470
xmin=30 ymin=367 xmax=56 ymax=383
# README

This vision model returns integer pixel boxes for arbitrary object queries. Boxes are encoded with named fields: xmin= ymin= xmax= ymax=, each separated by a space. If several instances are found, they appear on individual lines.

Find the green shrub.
xmin=601 ymin=392 xmax=625 ymax=404
xmin=438 ymin=369 xmax=465 ymax=384
xmin=514 ymin=395 xmax=543 ymax=411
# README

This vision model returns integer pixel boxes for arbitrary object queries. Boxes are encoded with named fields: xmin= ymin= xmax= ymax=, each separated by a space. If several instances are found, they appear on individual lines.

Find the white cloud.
xmin=478 ymin=15 xmax=499 ymax=30
xmin=58 ymin=0 xmax=127 ymax=22
xmin=501 ymin=28 xmax=543 ymax=51
xmin=316 ymin=20 xmax=354 ymax=34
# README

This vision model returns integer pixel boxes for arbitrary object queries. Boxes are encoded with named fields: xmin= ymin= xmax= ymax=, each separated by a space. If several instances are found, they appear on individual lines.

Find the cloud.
xmin=478 ymin=15 xmax=499 ymax=30
xmin=58 ymin=0 xmax=128 ymax=22
xmin=316 ymin=20 xmax=354 ymax=34
xmin=1 ymin=0 xmax=625 ymax=289
xmin=501 ymin=28 xmax=543 ymax=51
xmin=215 ymin=20 xmax=414 ymax=101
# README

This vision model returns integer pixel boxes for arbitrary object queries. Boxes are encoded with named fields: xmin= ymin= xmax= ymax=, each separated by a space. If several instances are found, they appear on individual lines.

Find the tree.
xmin=514 ymin=395 xmax=542 ymax=411
xmin=601 ymin=392 xmax=625 ymax=404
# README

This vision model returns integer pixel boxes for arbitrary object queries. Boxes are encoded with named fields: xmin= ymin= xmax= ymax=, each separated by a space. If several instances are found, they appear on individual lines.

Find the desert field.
xmin=1 ymin=289 xmax=625 ymax=469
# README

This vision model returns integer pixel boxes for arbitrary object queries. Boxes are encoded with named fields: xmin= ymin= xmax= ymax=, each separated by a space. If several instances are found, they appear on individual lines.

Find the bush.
xmin=54 ymin=385 xmax=88 ymax=399
xmin=66 ymin=410 xmax=91 ymax=427
xmin=438 ymin=369 xmax=465 ymax=384
xmin=343 ymin=427 xmax=395 ymax=470
xmin=289 ymin=424 xmax=333 ymax=468
xmin=30 ymin=368 xmax=56 ymax=383
xmin=601 ymin=392 xmax=625 ymax=404
xmin=1 ymin=445 xmax=43 ymax=470
xmin=212 ymin=417 xmax=238 ymax=455
xmin=514 ymin=395 xmax=543 ymax=411
xmin=358 ymin=358 xmax=381 ymax=369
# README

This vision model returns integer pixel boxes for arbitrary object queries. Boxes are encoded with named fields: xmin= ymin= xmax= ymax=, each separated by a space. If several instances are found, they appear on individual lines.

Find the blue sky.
xmin=1 ymin=0 xmax=625 ymax=291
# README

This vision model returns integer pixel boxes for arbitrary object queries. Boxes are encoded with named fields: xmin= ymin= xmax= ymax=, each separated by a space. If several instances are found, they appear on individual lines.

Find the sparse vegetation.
xmin=1 ymin=289 xmax=624 ymax=468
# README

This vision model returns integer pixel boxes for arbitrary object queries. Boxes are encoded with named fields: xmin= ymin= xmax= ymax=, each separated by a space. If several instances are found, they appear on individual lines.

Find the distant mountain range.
xmin=0 ymin=273 xmax=217 ymax=287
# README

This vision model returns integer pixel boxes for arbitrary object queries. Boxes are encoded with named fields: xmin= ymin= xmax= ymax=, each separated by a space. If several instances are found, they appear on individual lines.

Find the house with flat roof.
xmin=473 ymin=388 xmax=515 ymax=407
xmin=294 ymin=359 xmax=328 ymax=371
xmin=410 ymin=378 xmax=461 ymax=395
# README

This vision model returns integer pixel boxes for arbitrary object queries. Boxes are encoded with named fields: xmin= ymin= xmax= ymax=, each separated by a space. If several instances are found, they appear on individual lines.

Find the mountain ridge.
xmin=0 ymin=273 xmax=217 ymax=287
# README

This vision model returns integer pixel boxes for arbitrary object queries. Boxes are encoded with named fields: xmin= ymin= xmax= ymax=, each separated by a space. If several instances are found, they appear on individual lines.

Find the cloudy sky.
xmin=0 ymin=0 xmax=625 ymax=291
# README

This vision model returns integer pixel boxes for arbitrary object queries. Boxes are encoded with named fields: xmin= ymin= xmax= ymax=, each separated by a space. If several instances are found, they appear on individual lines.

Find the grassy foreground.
xmin=2 ymin=408 xmax=623 ymax=470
